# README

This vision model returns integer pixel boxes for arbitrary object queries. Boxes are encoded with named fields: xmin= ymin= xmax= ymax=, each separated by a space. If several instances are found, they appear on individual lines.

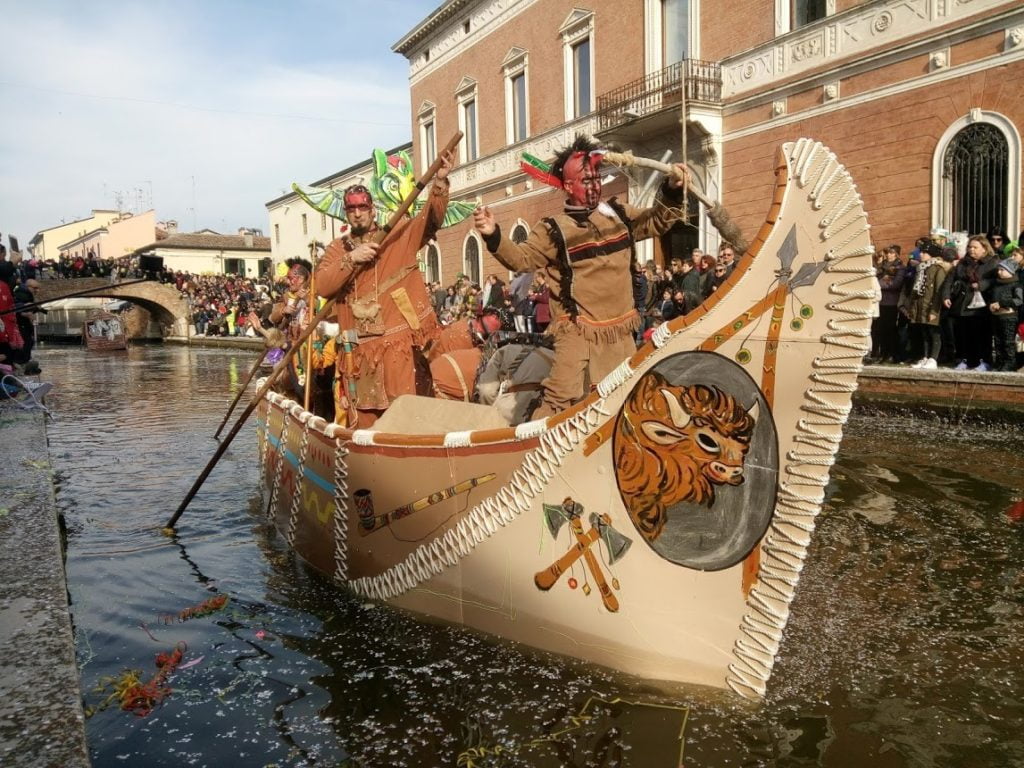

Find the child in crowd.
xmin=987 ymin=259 xmax=1023 ymax=372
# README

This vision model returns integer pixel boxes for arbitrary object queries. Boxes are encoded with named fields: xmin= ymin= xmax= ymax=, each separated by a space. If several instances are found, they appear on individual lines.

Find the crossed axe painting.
xmin=534 ymin=497 xmax=632 ymax=613
xmin=535 ymin=354 xmax=780 ymax=610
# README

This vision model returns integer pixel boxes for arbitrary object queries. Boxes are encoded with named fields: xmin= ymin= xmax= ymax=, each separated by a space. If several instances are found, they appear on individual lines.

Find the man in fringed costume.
xmin=472 ymin=135 xmax=689 ymax=417
xmin=315 ymin=149 xmax=454 ymax=427
xmin=265 ymin=257 xmax=336 ymax=418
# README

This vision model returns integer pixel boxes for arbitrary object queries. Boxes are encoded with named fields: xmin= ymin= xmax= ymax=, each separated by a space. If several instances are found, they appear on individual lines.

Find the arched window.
xmin=424 ymin=242 xmax=441 ymax=284
xmin=463 ymin=235 xmax=482 ymax=285
xmin=511 ymin=223 xmax=529 ymax=243
xmin=943 ymin=124 xmax=1009 ymax=235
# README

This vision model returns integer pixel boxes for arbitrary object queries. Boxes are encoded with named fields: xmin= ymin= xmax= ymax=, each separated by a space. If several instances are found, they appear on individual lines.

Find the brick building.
xmin=393 ymin=0 xmax=1024 ymax=286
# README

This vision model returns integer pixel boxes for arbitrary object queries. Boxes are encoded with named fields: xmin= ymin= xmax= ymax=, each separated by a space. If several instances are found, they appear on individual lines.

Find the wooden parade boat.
xmin=256 ymin=139 xmax=875 ymax=697
xmin=83 ymin=311 xmax=127 ymax=351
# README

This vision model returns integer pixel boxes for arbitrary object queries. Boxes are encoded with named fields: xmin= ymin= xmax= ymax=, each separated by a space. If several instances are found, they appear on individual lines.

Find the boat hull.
xmin=258 ymin=139 xmax=875 ymax=697
xmin=83 ymin=312 xmax=127 ymax=351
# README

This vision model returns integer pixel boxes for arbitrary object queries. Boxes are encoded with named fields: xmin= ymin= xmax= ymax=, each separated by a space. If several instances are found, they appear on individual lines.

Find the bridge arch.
xmin=34 ymin=278 xmax=191 ymax=336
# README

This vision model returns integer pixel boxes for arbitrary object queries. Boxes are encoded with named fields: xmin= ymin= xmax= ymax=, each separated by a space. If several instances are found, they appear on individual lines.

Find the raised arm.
xmin=420 ymin=149 xmax=454 ymax=246
xmin=473 ymin=206 xmax=552 ymax=273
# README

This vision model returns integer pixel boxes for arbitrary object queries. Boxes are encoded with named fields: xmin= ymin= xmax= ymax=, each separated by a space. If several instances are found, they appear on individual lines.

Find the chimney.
xmin=166 ymin=220 xmax=178 ymax=234
xmin=244 ymin=233 xmax=254 ymax=248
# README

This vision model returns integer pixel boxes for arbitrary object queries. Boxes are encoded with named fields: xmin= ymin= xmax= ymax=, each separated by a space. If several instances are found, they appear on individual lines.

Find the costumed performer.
xmin=315 ymin=149 xmax=454 ymax=428
xmin=472 ymin=135 xmax=689 ymax=417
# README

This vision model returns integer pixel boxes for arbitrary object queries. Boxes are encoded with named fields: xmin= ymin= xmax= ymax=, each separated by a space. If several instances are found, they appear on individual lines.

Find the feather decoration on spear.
xmin=519 ymin=152 xmax=563 ymax=190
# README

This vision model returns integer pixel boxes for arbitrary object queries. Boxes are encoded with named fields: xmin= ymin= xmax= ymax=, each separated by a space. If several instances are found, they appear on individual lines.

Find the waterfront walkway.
xmin=0 ymin=407 xmax=90 ymax=768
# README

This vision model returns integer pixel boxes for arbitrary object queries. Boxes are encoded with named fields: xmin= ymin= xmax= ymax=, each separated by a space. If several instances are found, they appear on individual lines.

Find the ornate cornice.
xmin=447 ymin=114 xmax=602 ymax=193
xmin=723 ymin=0 xmax=1015 ymax=98
xmin=396 ymin=0 xmax=541 ymax=86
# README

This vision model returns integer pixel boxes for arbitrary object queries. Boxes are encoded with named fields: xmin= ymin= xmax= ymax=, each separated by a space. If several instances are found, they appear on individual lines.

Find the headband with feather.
xmin=519 ymin=152 xmax=563 ymax=190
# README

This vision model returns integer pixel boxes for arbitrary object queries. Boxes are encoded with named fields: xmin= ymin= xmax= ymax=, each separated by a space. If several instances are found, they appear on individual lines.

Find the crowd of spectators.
xmin=419 ymin=241 xmax=740 ymax=346
xmin=636 ymin=242 xmax=739 ymax=330
xmin=154 ymin=268 xmax=277 ymax=338
xmin=869 ymin=227 xmax=1024 ymax=372
xmin=13 ymin=230 xmax=1023 ymax=374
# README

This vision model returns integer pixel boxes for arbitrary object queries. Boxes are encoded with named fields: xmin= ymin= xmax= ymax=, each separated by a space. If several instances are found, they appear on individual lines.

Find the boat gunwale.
xmin=262 ymin=150 xmax=791 ymax=450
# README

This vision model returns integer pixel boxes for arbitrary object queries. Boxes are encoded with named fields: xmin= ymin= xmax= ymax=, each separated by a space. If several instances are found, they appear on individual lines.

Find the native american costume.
xmin=483 ymin=187 xmax=682 ymax=416
xmin=316 ymin=178 xmax=448 ymax=427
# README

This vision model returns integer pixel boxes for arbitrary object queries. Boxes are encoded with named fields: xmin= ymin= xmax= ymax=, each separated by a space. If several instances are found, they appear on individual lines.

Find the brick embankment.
xmin=0 ymin=408 xmax=90 ymax=767
xmin=855 ymin=363 xmax=1024 ymax=421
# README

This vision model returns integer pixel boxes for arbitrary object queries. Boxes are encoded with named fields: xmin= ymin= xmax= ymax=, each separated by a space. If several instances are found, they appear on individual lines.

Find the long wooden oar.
xmin=0 ymin=278 xmax=148 ymax=316
xmin=164 ymin=132 xmax=462 ymax=532
xmin=163 ymin=297 xmax=338 ymax=533
xmin=302 ymin=241 xmax=320 ymax=412
xmin=213 ymin=350 xmax=267 ymax=438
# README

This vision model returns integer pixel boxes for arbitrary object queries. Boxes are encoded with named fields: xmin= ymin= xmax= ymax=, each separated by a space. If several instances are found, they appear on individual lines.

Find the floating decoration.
xmin=293 ymin=148 xmax=477 ymax=229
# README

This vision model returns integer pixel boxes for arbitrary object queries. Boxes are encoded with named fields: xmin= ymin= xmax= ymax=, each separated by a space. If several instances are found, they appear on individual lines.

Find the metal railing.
xmin=596 ymin=59 xmax=721 ymax=132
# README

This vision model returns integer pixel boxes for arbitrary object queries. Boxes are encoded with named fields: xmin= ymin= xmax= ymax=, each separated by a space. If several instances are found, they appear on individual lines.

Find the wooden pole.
xmin=680 ymin=59 xmax=688 ymax=222
xmin=0 ymin=278 xmax=149 ymax=316
xmin=302 ymin=242 xmax=319 ymax=412
xmin=164 ymin=132 xmax=463 ymax=532
xmin=213 ymin=351 xmax=266 ymax=439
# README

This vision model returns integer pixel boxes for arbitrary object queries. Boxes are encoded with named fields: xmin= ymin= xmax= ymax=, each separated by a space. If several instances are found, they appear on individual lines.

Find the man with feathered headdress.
xmin=473 ymin=135 xmax=688 ymax=417
xmin=315 ymin=149 xmax=454 ymax=427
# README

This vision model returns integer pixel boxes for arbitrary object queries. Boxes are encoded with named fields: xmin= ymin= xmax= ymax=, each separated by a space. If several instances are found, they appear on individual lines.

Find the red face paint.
xmin=561 ymin=151 xmax=603 ymax=209
xmin=343 ymin=189 xmax=372 ymax=211
xmin=343 ymin=187 xmax=375 ymax=234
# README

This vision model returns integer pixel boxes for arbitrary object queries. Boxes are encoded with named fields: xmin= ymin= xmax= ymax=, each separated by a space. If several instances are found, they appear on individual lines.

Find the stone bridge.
xmin=34 ymin=278 xmax=191 ymax=336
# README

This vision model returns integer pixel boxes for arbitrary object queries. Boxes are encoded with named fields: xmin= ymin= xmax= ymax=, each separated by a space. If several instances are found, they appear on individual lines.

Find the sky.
xmin=0 ymin=0 xmax=441 ymax=245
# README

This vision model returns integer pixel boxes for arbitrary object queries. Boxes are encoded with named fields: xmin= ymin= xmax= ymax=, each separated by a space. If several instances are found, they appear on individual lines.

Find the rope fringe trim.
xmin=725 ymin=138 xmax=873 ymax=698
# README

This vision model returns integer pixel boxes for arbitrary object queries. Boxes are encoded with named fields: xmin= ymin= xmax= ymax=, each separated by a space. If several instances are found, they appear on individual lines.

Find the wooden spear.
xmin=601 ymin=150 xmax=749 ymax=254
xmin=212 ymin=350 xmax=267 ymax=439
xmin=0 ymin=278 xmax=149 ymax=316
xmin=164 ymin=132 xmax=463 ymax=532
xmin=302 ymin=241 xmax=321 ymax=412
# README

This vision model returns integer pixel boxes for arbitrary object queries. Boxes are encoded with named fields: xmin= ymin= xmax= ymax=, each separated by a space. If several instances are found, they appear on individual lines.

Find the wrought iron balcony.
xmin=596 ymin=59 xmax=721 ymax=132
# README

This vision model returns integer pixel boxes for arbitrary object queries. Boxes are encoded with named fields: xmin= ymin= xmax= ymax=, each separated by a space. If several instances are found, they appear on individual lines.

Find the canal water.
xmin=37 ymin=344 xmax=1024 ymax=767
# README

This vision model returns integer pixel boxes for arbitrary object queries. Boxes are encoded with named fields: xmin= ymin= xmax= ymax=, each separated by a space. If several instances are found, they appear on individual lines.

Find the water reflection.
xmin=37 ymin=345 xmax=1024 ymax=767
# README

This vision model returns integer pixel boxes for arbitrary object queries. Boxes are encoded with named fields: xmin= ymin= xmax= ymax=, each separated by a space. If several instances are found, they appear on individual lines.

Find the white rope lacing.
xmin=348 ymin=400 xmax=612 ymax=601
xmin=286 ymin=413 xmax=312 ymax=547
xmin=443 ymin=431 xmax=473 ymax=448
xmin=351 ymin=430 xmax=376 ymax=446
xmin=651 ymin=321 xmax=674 ymax=349
xmin=267 ymin=406 xmax=291 ymax=521
xmin=332 ymin=440 xmax=350 ymax=584
xmin=515 ymin=419 xmax=548 ymax=441
xmin=597 ymin=360 xmax=633 ymax=398
xmin=727 ymin=137 xmax=874 ymax=699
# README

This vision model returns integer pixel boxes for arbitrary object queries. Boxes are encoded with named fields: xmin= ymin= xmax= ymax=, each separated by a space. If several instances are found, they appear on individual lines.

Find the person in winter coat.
xmin=528 ymin=273 xmax=550 ymax=333
xmin=986 ymin=259 xmax=1023 ymax=371
xmin=907 ymin=243 xmax=951 ymax=369
xmin=872 ymin=245 xmax=905 ymax=362
xmin=0 ymin=262 xmax=24 ymax=365
xmin=941 ymin=235 xmax=1000 ymax=371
